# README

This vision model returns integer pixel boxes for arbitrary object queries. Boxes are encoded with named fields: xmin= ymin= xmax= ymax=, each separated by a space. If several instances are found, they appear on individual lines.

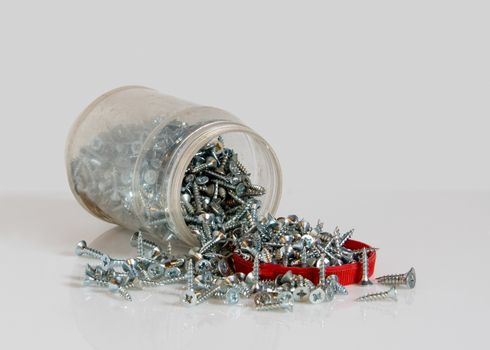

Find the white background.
xmin=0 ymin=1 xmax=489 ymax=350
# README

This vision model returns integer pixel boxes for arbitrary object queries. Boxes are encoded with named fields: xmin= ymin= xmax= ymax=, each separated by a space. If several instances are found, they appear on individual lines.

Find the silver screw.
xmin=140 ymin=275 xmax=187 ymax=287
xmin=129 ymin=232 xmax=160 ymax=252
xmin=186 ymin=259 xmax=195 ymax=292
xmin=327 ymin=274 xmax=348 ymax=295
xmin=192 ymin=156 xmax=218 ymax=173
xmin=356 ymin=286 xmax=397 ymax=302
xmin=198 ymin=231 xmax=226 ymax=254
xmin=318 ymin=254 xmax=326 ymax=288
xmin=359 ymin=248 xmax=373 ymax=286
xmin=309 ymin=288 xmax=326 ymax=304
xmin=376 ymin=267 xmax=416 ymax=289
xmin=256 ymin=299 xmax=293 ymax=312
xmin=75 ymin=240 xmax=103 ymax=259
xmin=225 ymin=287 xmax=240 ymax=304
xmin=196 ymin=284 xmax=221 ymax=305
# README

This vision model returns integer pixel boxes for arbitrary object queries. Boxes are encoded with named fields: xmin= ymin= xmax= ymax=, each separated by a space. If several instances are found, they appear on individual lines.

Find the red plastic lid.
xmin=232 ymin=239 xmax=376 ymax=286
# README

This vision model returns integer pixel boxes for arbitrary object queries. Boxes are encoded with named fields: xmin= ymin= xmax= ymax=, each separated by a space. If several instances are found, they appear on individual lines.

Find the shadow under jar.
xmin=66 ymin=86 xmax=282 ymax=246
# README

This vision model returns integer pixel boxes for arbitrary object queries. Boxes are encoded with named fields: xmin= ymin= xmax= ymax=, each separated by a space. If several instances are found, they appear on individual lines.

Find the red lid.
xmin=232 ymin=239 xmax=376 ymax=285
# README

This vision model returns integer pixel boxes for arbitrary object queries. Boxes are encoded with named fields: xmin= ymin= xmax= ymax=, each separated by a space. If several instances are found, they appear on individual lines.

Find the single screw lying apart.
xmin=356 ymin=286 xmax=397 ymax=302
xmin=359 ymin=248 xmax=372 ymax=286
xmin=376 ymin=267 xmax=416 ymax=289
xmin=75 ymin=240 xmax=103 ymax=259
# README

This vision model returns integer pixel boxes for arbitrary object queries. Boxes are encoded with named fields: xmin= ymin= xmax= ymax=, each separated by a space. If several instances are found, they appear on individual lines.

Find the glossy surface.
xmin=0 ymin=191 xmax=488 ymax=350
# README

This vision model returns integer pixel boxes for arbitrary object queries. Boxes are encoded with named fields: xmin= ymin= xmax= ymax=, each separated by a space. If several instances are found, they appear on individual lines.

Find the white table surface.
xmin=1 ymin=191 xmax=488 ymax=350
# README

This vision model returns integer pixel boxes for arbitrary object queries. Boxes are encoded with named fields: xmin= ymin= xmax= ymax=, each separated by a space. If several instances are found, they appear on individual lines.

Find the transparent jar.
xmin=66 ymin=86 xmax=282 ymax=246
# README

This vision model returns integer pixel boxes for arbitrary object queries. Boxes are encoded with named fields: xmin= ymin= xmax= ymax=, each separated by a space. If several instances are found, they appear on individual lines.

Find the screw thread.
xmin=318 ymin=254 xmax=326 ymax=287
xmin=255 ymin=301 xmax=292 ymax=312
xmin=356 ymin=287 xmax=397 ymax=302
xmin=192 ymin=182 xmax=203 ymax=214
xmin=235 ymin=160 xmax=250 ymax=175
xmin=140 ymin=275 xmax=187 ymax=287
xmin=182 ymin=200 xmax=195 ymax=215
xmin=252 ymin=253 xmax=260 ymax=283
xmin=359 ymin=248 xmax=372 ymax=285
xmin=228 ymin=191 xmax=245 ymax=205
xmin=196 ymin=285 xmax=221 ymax=305
xmin=199 ymin=237 xmax=219 ymax=254
xmin=118 ymin=287 xmax=133 ymax=301
xmin=84 ymin=277 xmax=110 ymax=288
xmin=376 ymin=274 xmax=406 ymax=284
xmin=339 ymin=229 xmax=354 ymax=246
xmin=186 ymin=260 xmax=194 ymax=292
xmin=136 ymin=232 xmax=145 ymax=258
xmin=84 ymin=247 xmax=104 ymax=259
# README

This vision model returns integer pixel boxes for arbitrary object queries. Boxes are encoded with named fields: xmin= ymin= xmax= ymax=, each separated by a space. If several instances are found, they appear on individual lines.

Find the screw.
xmin=326 ymin=274 xmax=348 ymax=295
xmin=196 ymin=284 xmax=221 ymax=305
xmin=192 ymin=156 xmax=218 ymax=173
xmin=129 ymin=232 xmax=160 ymax=252
xmin=256 ymin=299 xmax=293 ymax=312
xmin=309 ymin=288 xmax=326 ymax=304
xmin=140 ymin=275 xmax=187 ymax=286
xmin=359 ymin=248 xmax=372 ymax=286
xmin=75 ymin=240 xmax=103 ymax=259
xmin=147 ymin=263 xmax=166 ymax=279
xmin=199 ymin=231 xmax=226 ymax=254
xmin=318 ymin=254 xmax=326 ymax=288
xmin=376 ymin=267 xmax=416 ymax=289
xmin=225 ymin=287 xmax=240 ymax=304
xmin=356 ymin=286 xmax=397 ymax=302
xmin=186 ymin=259 xmax=195 ymax=292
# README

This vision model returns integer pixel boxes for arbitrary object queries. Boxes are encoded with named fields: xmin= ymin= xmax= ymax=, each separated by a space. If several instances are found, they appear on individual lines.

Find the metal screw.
xmin=75 ymin=240 xmax=103 ymax=259
xmin=224 ymin=287 xmax=240 ymax=304
xmin=356 ymin=286 xmax=397 ymax=302
xmin=376 ymin=267 xmax=416 ymax=289
xmin=327 ymin=274 xmax=348 ymax=295
xmin=196 ymin=284 xmax=221 ymax=305
xmin=359 ymin=248 xmax=372 ymax=286
xmin=256 ymin=299 xmax=293 ymax=312
xmin=318 ymin=254 xmax=326 ymax=288
xmin=186 ymin=259 xmax=195 ymax=292
xmin=309 ymin=288 xmax=326 ymax=304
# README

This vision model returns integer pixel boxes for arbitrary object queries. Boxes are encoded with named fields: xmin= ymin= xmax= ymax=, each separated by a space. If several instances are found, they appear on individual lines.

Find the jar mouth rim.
xmin=168 ymin=120 xmax=283 ymax=246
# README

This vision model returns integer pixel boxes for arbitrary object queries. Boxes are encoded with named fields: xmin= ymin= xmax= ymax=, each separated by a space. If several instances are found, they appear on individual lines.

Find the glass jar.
xmin=66 ymin=86 xmax=282 ymax=246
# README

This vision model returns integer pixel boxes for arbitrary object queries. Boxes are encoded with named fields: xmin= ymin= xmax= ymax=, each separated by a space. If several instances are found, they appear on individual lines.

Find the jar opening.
xmin=167 ymin=121 xmax=282 ymax=246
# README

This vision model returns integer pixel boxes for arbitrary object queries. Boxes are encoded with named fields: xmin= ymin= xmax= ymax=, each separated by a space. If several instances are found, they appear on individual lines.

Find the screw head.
xmin=324 ymin=285 xmax=335 ymax=302
xmin=309 ymin=288 xmax=326 ymax=304
xmin=225 ymin=288 xmax=240 ymax=305
xmin=292 ymin=286 xmax=310 ymax=302
xmin=165 ymin=267 xmax=181 ymax=278
xmin=254 ymin=292 xmax=272 ymax=306
xmin=147 ymin=263 xmax=166 ymax=279
xmin=75 ymin=240 xmax=87 ymax=256
xmin=406 ymin=267 xmax=416 ymax=289
xmin=277 ymin=291 xmax=293 ymax=304
xmin=182 ymin=290 xmax=198 ymax=306
xmin=100 ymin=254 xmax=113 ymax=271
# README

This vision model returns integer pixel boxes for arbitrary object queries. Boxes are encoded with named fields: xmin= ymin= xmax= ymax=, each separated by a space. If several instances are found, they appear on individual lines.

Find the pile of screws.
xmin=76 ymin=232 xmax=416 ymax=307
xmin=75 ymin=136 xmax=417 ymax=308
